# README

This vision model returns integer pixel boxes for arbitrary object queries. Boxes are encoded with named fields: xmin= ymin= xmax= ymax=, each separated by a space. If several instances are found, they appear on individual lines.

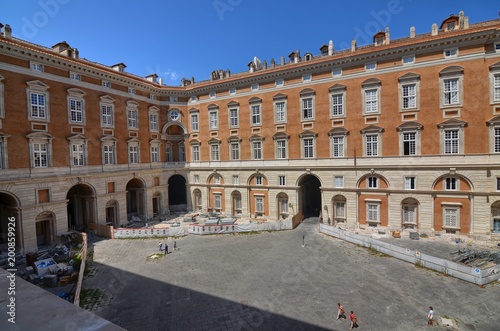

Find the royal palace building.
xmin=1 ymin=11 xmax=500 ymax=253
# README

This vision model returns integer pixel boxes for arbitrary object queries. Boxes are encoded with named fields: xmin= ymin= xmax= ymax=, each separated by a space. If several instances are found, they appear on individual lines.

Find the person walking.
xmin=337 ymin=303 xmax=346 ymax=320
xmin=427 ymin=306 xmax=434 ymax=326
xmin=349 ymin=311 xmax=358 ymax=329
xmin=174 ymin=241 xmax=177 ymax=251
xmin=158 ymin=242 xmax=163 ymax=252
xmin=164 ymin=243 xmax=168 ymax=255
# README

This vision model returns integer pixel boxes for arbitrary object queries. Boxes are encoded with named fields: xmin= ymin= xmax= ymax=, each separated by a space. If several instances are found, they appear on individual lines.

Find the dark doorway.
xmin=168 ymin=175 xmax=187 ymax=212
xmin=67 ymin=184 xmax=95 ymax=232
xmin=126 ymin=178 xmax=146 ymax=221
xmin=298 ymin=175 xmax=322 ymax=218
xmin=0 ymin=192 xmax=22 ymax=251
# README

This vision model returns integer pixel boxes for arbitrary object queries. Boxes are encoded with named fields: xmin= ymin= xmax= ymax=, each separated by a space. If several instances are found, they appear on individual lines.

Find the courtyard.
xmin=83 ymin=218 xmax=500 ymax=330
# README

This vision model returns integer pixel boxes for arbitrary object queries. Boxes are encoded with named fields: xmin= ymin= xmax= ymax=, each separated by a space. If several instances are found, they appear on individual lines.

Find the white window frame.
xmin=149 ymin=107 xmax=159 ymax=132
xmin=67 ymin=88 xmax=85 ymax=125
xmin=191 ymin=144 xmax=200 ymax=161
xmin=366 ymin=202 xmax=380 ymax=223
xmin=275 ymin=139 xmax=288 ymax=159
xmin=365 ymin=133 xmax=379 ymax=157
xmin=250 ymin=103 xmax=262 ymax=126
xmin=274 ymin=99 xmax=287 ymax=123
xmin=230 ymin=141 xmax=240 ymax=160
xmin=232 ymin=175 xmax=239 ymax=185
xmin=100 ymin=96 xmax=115 ymax=127
xmin=255 ymin=176 xmax=263 ymax=185
xmin=402 ymin=131 xmax=417 ymax=156
xmin=150 ymin=143 xmax=160 ymax=163
xmin=229 ymin=107 xmax=239 ymax=128
xmin=301 ymin=96 xmax=315 ymax=121
xmin=214 ymin=194 xmax=222 ymax=211
xmin=27 ymin=80 xmax=50 ymax=122
xmin=251 ymin=84 xmax=259 ymax=91
xmin=209 ymin=91 xmax=216 ymax=99
xmin=255 ymin=196 xmax=264 ymax=213
xmin=402 ymin=204 xmax=417 ymax=225
xmin=367 ymin=177 xmax=378 ymax=189
xmin=444 ymin=177 xmax=458 ymax=191
xmin=401 ymin=83 xmax=417 ymax=110
xmin=302 ymin=74 xmax=312 ymax=82
xmin=279 ymin=175 xmax=286 ymax=186
xmin=364 ymin=89 xmax=379 ymax=114
xmin=100 ymin=137 xmax=116 ymax=165
xmin=0 ymin=133 xmax=8 ymax=169
xmin=443 ymin=206 xmax=460 ymax=229
xmin=439 ymin=68 xmax=463 ymax=108
xmin=194 ymin=174 xmax=200 ymax=183
xmin=330 ymin=135 xmax=346 ymax=158
xmin=275 ymin=79 xmax=284 ymax=87
xmin=229 ymin=87 xmax=236 ymax=95
xmin=101 ymin=80 xmax=111 ymax=88
xmin=330 ymin=92 xmax=345 ymax=117
xmin=70 ymin=72 xmax=81 ymax=81
xmin=302 ymin=137 xmax=315 ymax=159
xmin=444 ymin=47 xmax=458 ymax=58
xmin=210 ymin=143 xmax=220 ymax=161
xmin=252 ymin=140 xmax=263 ymax=160
xmin=334 ymin=176 xmax=344 ymax=188
xmin=209 ymin=109 xmax=219 ymax=130
xmin=27 ymin=132 xmax=53 ymax=168
xmin=490 ymin=65 xmax=500 ymax=104
xmin=190 ymin=112 xmax=199 ymax=132
xmin=128 ymin=87 xmax=136 ymax=94
xmin=31 ymin=61 xmax=44 ymax=72
xmin=0 ymin=75 xmax=4 ymax=119
xmin=443 ymin=129 xmax=460 ymax=154
xmin=128 ymin=144 xmax=140 ymax=164
xmin=332 ymin=68 xmax=342 ymax=77
xmin=70 ymin=142 xmax=85 ymax=166
xmin=405 ymin=176 xmax=416 ymax=190
xmin=402 ymin=55 xmax=415 ymax=65
xmin=365 ymin=62 xmax=376 ymax=71
xmin=127 ymin=108 xmax=138 ymax=129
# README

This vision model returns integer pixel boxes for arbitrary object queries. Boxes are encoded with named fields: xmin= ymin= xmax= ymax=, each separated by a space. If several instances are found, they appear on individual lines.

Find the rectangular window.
xmin=30 ymin=93 xmax=46 ymax=119
xmin=303 ymin=74 xmax=312 ymax=82
xmin=101 ymin=105 xmax=113 ymax=126
xmin=367 ymin=204 xmax=380 ymax=222
xmin=252 ymin=141 xmax=262 ymax=160
xmin=72 ymin=143 xmax=84 ymax=166
xmin=209 ymin=91 xmax=216 ymax=99
xmin=251 ymin=84 xmax=259 ymax=91
xmin=33 ymin=143 xmax=48 ymax=168
xmin=255 ymin=197 xmax=264 ymax=212
xmin=128 ymin=110 xmax=138 ymax=129
xmin=334 ymin=176 xmax=344 ymax=188
xmin=331 ymin=94 xmax=344 ymax=116
xmin=149 ymin=113 xmax=158 ymax=131
xmin=129 ymin=146 xmax=139 ymax=164
xmin=280 ymin=199 xmax=289 ymax=213
xmin=402 ymin=84 xmax=416 ymax=109
xmin=402 ymin=55 xmax=415 ymax=65
xmin=302 ymin=98 xmax=313 ymax=120
xmin=251 ymin=105 xmax=261 ymax=125
xmin=332 ymin=136 xmax=344 ymax=157
xmin=444 ymin=48 xmax=458 ymax=57
xmin=229 ymin=108 xmax=239 ymax=127
xmin=445 ymin=177 xmax=457 ymax=190
xmin=0 ymin=142 xmax=3 ymax=169
xmin=209 ymin=111 xmax=218 ymax=130
xmin=194 ymin=174 xmax=200 ymax=183
xmin=366 ymin=134 xmax=378 ymax=156
xmin=232 ymin=175 xmax=239 ymax=185
xmin=151 ymin=146 xmax=159 ymax=163
xmin=102 ymin=80 xmax=111 ymax=88
xmin=214 ymin=176 xmax=220 ymax=184
xmin=496 ymin=128 xmax=500 ymax=153
xmin=128 ymin=87 xmax=136 ymax=94
xmin=69 ymin=99 xmax=83 ymax=123
xmin=444 ymin=208 xmax=459 ymax=228
xmin=303 ymin=138 xmax=314 ymax=158
xmin=275 ymin=79 xmax=284 ymax=87
xmin=403 ymin=205 xmax=416 ymax=223
xmin=368 ymin=177 xmax=378 ymax=188
xmin=104 ymin=145 xmax=114 ymax=165
xmin=444 ymin=129 xmax=459 ymax=154
xmin=276 ymin=140 xmax=287 ymax=159
xmin=70 ymin=72 xmax=81 ymax=81
xmin=332 ymin=69 xmax=342 ymax=77
xmin=31 ymin=63 xmax=44 ymax=72
xmin=444 ymin=79 xmax=459 ymax=105
xmin=496 ymin=177 xmax=500 ymax=191
xmin=336 ymin=202 xmax=345 ymax=219
xmin=214 ymin=194 xmax=222 ymax=210
xmin=211 ymin=144 xmax=220 ymax=161
xmin=275 ymin=102 xmax=286 ymax=122
xmin=403 ymin=132 xmax=416 ymax=155
xmin=494 ymin=75 xmax=500 ymax=102
xmin=192 ymin=145 xmax=200 ymax=161
xmin=365 ymin=62 xmax=376 ymax=71
xmin=230 ymin=143 xmax=240 ymax=160
xmin=405 ymin=177 xmax=416 ymax=190
xmin=365 ymin=89 xmax=378 ymax=113
xmin=229 ymin=88 xmax=236 ymax=95
xmin=255 ymin=176 xmax=263 ymax=185
xmin=279 ymin=175 xmax=286 ymax=186
xmin=191 ymin=113 xmax=199 ymax=132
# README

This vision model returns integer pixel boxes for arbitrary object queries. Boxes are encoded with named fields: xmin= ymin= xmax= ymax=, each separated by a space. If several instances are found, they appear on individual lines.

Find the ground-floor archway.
xmin=298 ymin=174 xmax=322 ymax=218
xmin=35 ymin=211 xmax=55 ymax=248
xmin=168 ymin=175 xmax=187 ymax=212
xmin=126 ymin=178 xmax=147 ymax=221
xmin=67 ymin=184 xmax=96 ymax=232
xmin=0 ymin=192 xmax=22 ymax=251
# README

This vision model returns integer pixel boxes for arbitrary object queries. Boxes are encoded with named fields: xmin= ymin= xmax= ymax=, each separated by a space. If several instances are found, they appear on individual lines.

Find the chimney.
xmin=385 ymin=27 xmax=390 ymax=45
xmin=280 ymin=56 xmax=285 ymax=65
xmin=270 ymin=58 xmax=275 ymax=68
xmin=463 ymin=16 xmax=469 ymax=29
xmin=351 ymin=39 xmax=357 ymax=52
xmin=111 ymin=63 xmax=126 ymax=72
xmin=3 ymin=24 xmax=12 ymax=39
xmin=146 ymin=73 xmax=158 ymax=83
xmin=431 ymin=23 xmax=438 ymax=36
xmin=410 ymin=26 xmax=415 ymax=38
xmin=328 ymin=40 xmax=334 ymax=55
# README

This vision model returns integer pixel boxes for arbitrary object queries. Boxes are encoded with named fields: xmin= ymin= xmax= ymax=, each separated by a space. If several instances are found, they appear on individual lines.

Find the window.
xmin=190 ymin=113 xmax=199 ymax=132
xmin=191 ymin=145 xmax=200 ymax=161
xmin=362 ymin=79 xmax=381 ymax=115
xmin=364 ymin=89 xmax=378 ymax=114
xmin=334 ymin=176 xmax=344 ymax=188
xmin=27 ymin=132 xmax=53 ymax=168
xmin=69 ymin=99 xmax=83 ymax=123
xmin=33 ymin=143 xmax=48 ymax=167
xmin=129 ymin=145 xmax=139 ymax=164
xmin=302 ymin=74 xmax=312 ymax=82
xmin=100 ymin=96 xmax=114 ymax=127
xmin=214 ymin=194 xmax=222 ymax=210
xmin=251 ymin=84 xmax=259 ymax=91
xmin=210 ymin=143 xmax=220 ymax=161
xmin=255 ymin=197 xmax=264 ymax=213
xmin=209 ymin=91 xmax=216 ymax=99
xmin=103 ymin=144 xmax=115 ymax=165
xmin=365 ymin=62 xmax=376 ymax=71
xmin=367 ymin=177 xmax=378 ymax=189
xmin=252 ymin=141 xmax=262 ymax=160
xmin=128 ymin=87 xmax=136 ymax=94
xmin=276 ymin=139 xmax=287 ymax=159
xmin=31 ymin=62 xmax=44 ymax=72
xmin=179 ymin=143 xmax=185 ymax=162
xmin=191 ymin=96 xmax=197 ymax=102
xmin=230 ymin=142 xmax=240 ymax=160
xmin=496 ymin=43 xmax=500 ymax=52
xmin=495 ymin=127 xmax=500 ymax=153
xmin=0 ymin=74 xmax=4 ymax=119
xmin=194 ymin=175 xmax=200 ymax=183
xmin=443 ymin=79 xmax=459 ymax=105
xmin=27 ymin=81 xmax=50 ymax=121
xmin=403 ymin=205 xmax=417 ymax=225
xmin=213 ymin=175 xmax=220 ymax=184
xmin=149 ymin=110 xmax=159 ymax=132
xmin=403 ymin=132 xmax=416 ymax=155
xmin=166 ymin=144 xmax=173 ymax=162
xmin=275 ymin=79 xmax=284 ymax=87
xmin=444 ymin=48 xmax=458 ymax=58
xmin=332 ymin=68 xmax=342 ymax=77
xmin=445 ymin=177 xmax=458 ymax=190
xmin=150 ymin=94 xmax=156 ymax=100
xmin=331 ymin=136 xmax=345 ymax=157
xmin=280 ymin=198 xmax=289 ymax=214
xmin=439 ymin=66 xmax=463 ymax=108
xmin=0 ymin=136 xmax=7 ymax=169
xmin=169 ymin=110 xmax=180 ymax=121
xmin=274 ymin=101 xmax=286 ymax=123
xmin=151 ymin=146 xmax=159 ymax=163
xmin=102 ymin=80 xmax=111 ymax=88
xmin=209 ymin=109 xmax=218 ymax=130
xmin=496 ymin=177 xmax=500 ymax=191
xmin=366 ymin=134 xmax=379 ymax=156
xmin=405 ymin=177 xmax=416 ymax=190
xmin=335 ymin=201 xmax=346 ymax=220
xmin=128 ymin=108 xmax=138 ymax=129
xmin=232 ymin=175 xmax=239 ymax=185
xmin=444 ymin=129 xmax=459 ymax=154
xmin=402 ymin=84 xmax=416 ymax=109
xmin=444 ymin=207 xmax=459 ymax=228
xmin=303 ymin=138 xmax=314 ymax=158
xmin=170 ymin=96 xmax=178 ymax=102
xmin=255 ymin=176 xmax=263 ymax=185
xmin=279 ymin=175 xmax=286 ymax=186
xmin=229 ymin=88 xmax=236 ymax=95
xmin=228 ymin=105 xmax=239 ymax=128
xmin=71 ymin=143 xmax=85 ymax=166
xmin=331 ymin=93 xmax=344 ymax=117
xmin=494 ymin=74 xmax=500 ymax=103
xmin=367 ymin=203 xmax=380 ymax=223
xmin=70 ymin=72 xmax=81 ymax=81
xmin=302 ymin=97 xmax=314 ymax=120
xmin=251 ymin=104 xmax=261 ymax=126
xmin=402 ymin=55 xmax=415 ymax=65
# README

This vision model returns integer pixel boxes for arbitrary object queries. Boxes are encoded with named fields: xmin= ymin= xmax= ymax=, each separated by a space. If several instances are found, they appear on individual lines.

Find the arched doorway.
xmin=105 ymin=200 xmax=119 ymax=227
xmin=126 ymin=178 xmax=146 ymax=221
xmin=298 ymin=174 xmax=322 ymax=218
xmin=35 ymin=211 xmax=55 ymax=248
xmin=0 ymin=192 xmax=22 ymax=251
xmin=168 ymin=175 xmax=187 ymax=212
xmin=162 ymin=120 xmax=187 ymax=163
xmin=67 ymin=184 xmax=96 ymax=232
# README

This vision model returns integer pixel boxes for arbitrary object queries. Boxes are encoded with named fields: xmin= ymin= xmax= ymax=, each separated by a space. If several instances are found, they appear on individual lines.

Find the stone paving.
xmin=83 ymin=218 xmax=500 ymax=331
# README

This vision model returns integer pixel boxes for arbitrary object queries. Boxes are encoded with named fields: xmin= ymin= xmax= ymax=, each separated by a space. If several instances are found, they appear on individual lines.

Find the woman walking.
xmin=349 ymin=310 xmax=358 ymax=329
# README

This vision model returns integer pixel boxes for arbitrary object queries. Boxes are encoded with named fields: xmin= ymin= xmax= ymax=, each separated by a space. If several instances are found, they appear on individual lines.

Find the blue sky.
xmin=2 ymin=1 xmax=498 ymax=86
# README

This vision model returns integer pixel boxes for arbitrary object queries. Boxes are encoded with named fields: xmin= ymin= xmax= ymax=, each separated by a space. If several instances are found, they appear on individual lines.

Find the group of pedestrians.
xmin=336 ymin=303 xmax=358 ymax=329
xmin=158 ymin=240 xmax=178 ymax=255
